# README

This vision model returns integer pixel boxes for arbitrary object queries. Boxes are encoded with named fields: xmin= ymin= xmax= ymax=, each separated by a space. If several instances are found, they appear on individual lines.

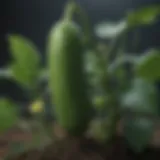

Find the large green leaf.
xmin=124 ymin=117 xmax=154 ymax=152
xmin=8 ymin=34 xmax=41 ymax=89
xmin=135 ymin=49 xmax=160 ymax=81
xmin=127 ymin=5 xmax=160 ymax=28
xmin=0 ymin=98 xmax=18 ymax=132
xmin=121 ymin=78 xmax=158 ymax=115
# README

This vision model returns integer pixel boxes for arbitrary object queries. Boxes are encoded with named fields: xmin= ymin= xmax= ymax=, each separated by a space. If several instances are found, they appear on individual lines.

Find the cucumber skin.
xmin=48 ymin=20 xmax=93 ymax=135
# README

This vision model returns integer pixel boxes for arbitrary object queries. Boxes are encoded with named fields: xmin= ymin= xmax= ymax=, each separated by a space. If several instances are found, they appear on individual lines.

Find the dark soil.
xmin=4 ymin=136 xmax=160 ymax=160
xmin=0 ymin=123 xmax=160 ymax=160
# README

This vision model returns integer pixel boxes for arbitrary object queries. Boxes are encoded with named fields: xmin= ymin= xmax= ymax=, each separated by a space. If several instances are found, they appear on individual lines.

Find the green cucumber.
xmin=47 ymin=19 xmax=93 ymax=135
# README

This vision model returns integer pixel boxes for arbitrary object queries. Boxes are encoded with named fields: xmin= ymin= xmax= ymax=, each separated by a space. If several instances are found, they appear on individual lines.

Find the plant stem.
xmin=132 ymin=28 xmax=140 ymax=52
xmin=107 ymin=27 xmax=129 ymax=62
xmin=63 ymin=0 xmax=77 ymax=21
xmin=104 ymin=29 xmax=130 ymax=142
xmin=105 ymin=31 xmax=128 ymax=141
xmin=64 ymin=0 xmax=96 ymax=49
xmin=75 ymin=5 xmax=94 ymax=48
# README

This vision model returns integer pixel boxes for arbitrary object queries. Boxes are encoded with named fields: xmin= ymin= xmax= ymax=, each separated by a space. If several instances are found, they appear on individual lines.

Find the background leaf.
xmin=0 ymin=68 xmax=12 ymax=79
xmin=8 ymin=34 xmax=41 ymax=90
xmin=94 ymin=20 xmax=127 ymax=39
xmin=85 ymin=50 xmax=105 ymax=87
xmin=108 ymin=55 xmax=137 ymax=91
xmin=121 ymin=78 xmax=158 ymax=115
xmin=135 ymin=49 xmax=160 ymax=81
xmin=127 ymin=5 xmax=160 ymax=28
xmin=0 ymin=98 xmax=18 ymax=132
xmin=93 ymin=95 xmax=106 ymax=110
xmin=124 ymin=117 xmax=154 ymax=152
xmin=108 ymin=54 xmax=137 ymax=75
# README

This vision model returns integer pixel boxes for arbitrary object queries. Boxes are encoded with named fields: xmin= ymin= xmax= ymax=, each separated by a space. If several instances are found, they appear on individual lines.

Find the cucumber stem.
xmin=64 ymin=0 xmax=95 ymax=48
xmin=75 ymin=5 xmax=93 ymax=47
xmin=63 ymin=0 xmax=77 ymax=21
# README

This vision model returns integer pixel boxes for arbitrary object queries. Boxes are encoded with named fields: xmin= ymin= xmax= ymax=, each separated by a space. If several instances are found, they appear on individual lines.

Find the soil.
xmin=5 ymin=136 xmax=160 ymax=160
xmin=0 ymin=122 xmax=160 ymax=160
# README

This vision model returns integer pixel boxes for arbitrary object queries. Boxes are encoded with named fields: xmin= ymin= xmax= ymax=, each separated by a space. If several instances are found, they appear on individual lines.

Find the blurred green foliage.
xmin=0 ymin=2 xmax=159 ymax=157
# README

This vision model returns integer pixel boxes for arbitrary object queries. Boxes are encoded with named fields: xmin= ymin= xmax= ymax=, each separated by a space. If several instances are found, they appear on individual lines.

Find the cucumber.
xmin=47 ymin=19 xmax=93 ymax=135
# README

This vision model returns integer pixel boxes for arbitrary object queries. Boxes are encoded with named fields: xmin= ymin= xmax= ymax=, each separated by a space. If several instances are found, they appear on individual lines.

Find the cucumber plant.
xmin=0 ymin=1 xmax=159 ymax=159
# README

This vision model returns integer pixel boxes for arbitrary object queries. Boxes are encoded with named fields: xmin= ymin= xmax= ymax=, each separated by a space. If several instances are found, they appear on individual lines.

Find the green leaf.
xmin=85 ymin=50 xmax=98 ymax=74
xmin=124 ymin=117 xmax=154 ymax=152
xmin=7 ymin=34 xmax=41 ymax=89
xmin=85 ymin=50 xmax=105 ymax=87
xmin=121 ymin=78 xmax=158 ymax=115
xmin=108 ymin=55 xmax=137 ymax=91
xmin=127 ymin=5 xmax=160 ymax=28
xmin=108 ymin=54 xmax=137 ymax=75
xmin=0 ymin=98 xmax=18 ymax=132
xmin=89 ymin=118 xmax=111 ymax=143
xmin=39 ymin=68 xmax=48 ymax=81
xmin=94 ymin=20 xmax=127 ymax=39
xmin=0 ymin=68 xmax=12 ymax=79
xmin=93 ymin=95 xmax=107 ymax=110
xmin=135 ymin=49 xmax=160 ymax=81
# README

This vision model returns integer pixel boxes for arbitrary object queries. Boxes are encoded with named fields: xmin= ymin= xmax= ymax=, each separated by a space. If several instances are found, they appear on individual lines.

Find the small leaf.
xmin=121 ymin=78 xmax=158 ymax=115
xmin=0 ymin=98 xmax=18 ymax=132
xmin=93 ymin=95 xmax=107 ymax=110
xmin=108 ymin=54 xmax=137 ymax=75
xmin=84 ymin=51 xmax=98 ymax=73
xmin=124 ymin=117 xmax=154 ymax=152
xmin=135 ymin=49 xmax=160 ymax=81
xmin=0 ymin=68 xmax=12 ymax=79
xmin=127 ymin=5 xmax=160 ymax=28
xmin=108 ymin=55 xmax=137 ymax=91
xmin=85 ymin=50 xmax=105 ymax=87
xmin=94 ymin=20 xmax=127 ymax=39
xmin=39 ymin=69 xmax=48 ymax=82
xmin=89 ymin=119 xmax=110 ymax=143
xmin=7 ymin=34 xmax=41 ymax=89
